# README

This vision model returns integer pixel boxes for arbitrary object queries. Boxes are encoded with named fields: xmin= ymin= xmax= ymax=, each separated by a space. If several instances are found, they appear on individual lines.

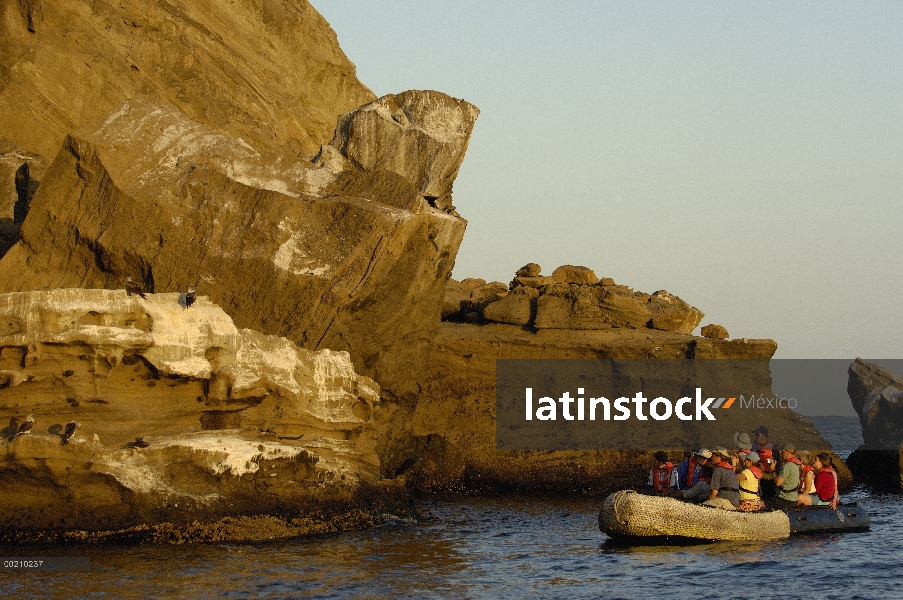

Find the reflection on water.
xmin=0 ymin=417 xmax=899 ymax=599
xmin=1 ymin=487 xmax=901 ymax=600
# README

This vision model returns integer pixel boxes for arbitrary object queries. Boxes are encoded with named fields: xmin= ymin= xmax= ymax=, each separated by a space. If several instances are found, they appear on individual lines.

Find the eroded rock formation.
xmin=443 ymin=264 xmax=704 ymax=334
xmin=0 ymin=0 xmax=374 ymax=161
xmin=0 ymin=92 xmax=476 ymax=402
xmin=378 ymin=265 xmax=843 ymax=493
xmin=0 ymin=289 xmax=402 ymax=538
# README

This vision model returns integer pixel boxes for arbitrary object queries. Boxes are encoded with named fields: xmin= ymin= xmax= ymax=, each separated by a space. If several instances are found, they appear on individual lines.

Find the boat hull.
xmin=599 ymin=490 xmax=869 ymax=542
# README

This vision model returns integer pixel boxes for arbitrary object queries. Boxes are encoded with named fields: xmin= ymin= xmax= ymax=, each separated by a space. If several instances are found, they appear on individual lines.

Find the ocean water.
xmin=1 ymin=417 xmax=900 ymax=600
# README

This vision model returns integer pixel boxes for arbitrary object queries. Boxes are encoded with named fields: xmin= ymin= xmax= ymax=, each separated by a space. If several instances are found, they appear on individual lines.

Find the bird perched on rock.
xmin=185 ymin=285 xmax=197 ymax=309
xmin=125 ymin=276 xmax=147 ymax=299
xmin=61 ymin=420 xmax=80 ymax=445
xmin=13 ymin=414 xmax=34 ymax=440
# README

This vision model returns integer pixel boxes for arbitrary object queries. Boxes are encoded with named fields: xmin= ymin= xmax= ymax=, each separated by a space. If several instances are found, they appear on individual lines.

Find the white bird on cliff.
xmin=61 ymin=420 xmax=80 ymax=446
xmin=13 ymin=414 xmax=34 ymax=440
xmin=125 ymin=276 xmax=147 ymax=299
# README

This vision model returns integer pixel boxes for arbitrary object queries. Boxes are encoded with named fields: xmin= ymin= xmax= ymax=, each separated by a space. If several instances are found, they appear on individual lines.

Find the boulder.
xmin=512 ymin=276 xmax=554 ymax=289
xmin=701 ymin=324 xmax=729 ymax=339
xmin=441 ymin=278 xmax=472 ymax=321
xmin=551 ymin=264 xmax=599 ymax=285
xmin=324 ymin=91 xmax=480 ymax=211
xmin=0 ymin=95 xmax=474 ymax=402
xmin=647 ymin=290 xmax=704 ymax=334
xmin=0 ymin=289 xmax=404 ymax=538
xmin=515 ymin=263 xmax=542 ymax=277
xmin=483 ymin=289 xmax=535 ymax=326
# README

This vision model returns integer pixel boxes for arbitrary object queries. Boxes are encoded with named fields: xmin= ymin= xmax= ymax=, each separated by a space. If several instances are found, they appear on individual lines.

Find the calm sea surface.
xmin=2 ymin=416 xmax=901 ymax=600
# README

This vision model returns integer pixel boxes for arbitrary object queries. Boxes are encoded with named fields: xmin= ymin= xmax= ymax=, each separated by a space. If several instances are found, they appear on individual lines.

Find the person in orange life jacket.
xmin=798 ymin=453 xmax=840 ymax=509
xmin=647 ymin=451 xmax=678 ymax=494
xmin=736 ymin=451 xmax=764 ymax=512
xmin=764 ymin=443 xmax=801 ymax=510
xmin=701 ymin=449 xmax=740 ymax=510
xmin=679 ymin=449 xmax=714 ymax=503
xmin=751 ymin=425 xmax=777 ymax=499
xmin=797 ymin=450 xmax=816 ymax=495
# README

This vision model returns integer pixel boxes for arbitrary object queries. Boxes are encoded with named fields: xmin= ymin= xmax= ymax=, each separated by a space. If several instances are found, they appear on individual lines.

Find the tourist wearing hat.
xmin=751 ymin=425 xmax=777 ymax=499
xmin=679 ymin=449 xmax=714 ymax=503
xmin=764 ymin=442 xmax=802 ymax=510
xmin=676 ymin=449 xmax=708 ymax=492
xmin=737 ymin=451 xmax=764 ymax=512
xmin=701 ymin=449 xmax=740 ymax=510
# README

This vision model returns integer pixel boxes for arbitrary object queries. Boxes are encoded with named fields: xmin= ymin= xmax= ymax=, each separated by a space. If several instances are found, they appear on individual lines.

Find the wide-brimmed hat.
xmin=733 ymin=432 xmax=753 ymax=450
xmin=712 ymin=446 xmax=731 ymax=458
xmin=781 ymin=442 xmax=796 ymax=452
xmin=746 ymin=451 xmax=760 ymax=462
xmin=695 ymin=448 xmax=713 ymax=459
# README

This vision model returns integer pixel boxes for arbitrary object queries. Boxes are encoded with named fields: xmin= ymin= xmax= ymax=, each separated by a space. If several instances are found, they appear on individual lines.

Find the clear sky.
xmin=315 ymin=1 xmax=903 ymax=360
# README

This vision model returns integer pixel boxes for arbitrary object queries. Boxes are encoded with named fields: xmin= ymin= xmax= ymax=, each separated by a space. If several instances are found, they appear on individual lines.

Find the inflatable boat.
xmin=599 ymin=490 xmax=869 ymax=543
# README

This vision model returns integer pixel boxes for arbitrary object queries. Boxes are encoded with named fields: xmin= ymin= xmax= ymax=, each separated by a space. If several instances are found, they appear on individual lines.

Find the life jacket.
xmin=684 ymin=456 xmax=699 ymax=488
xmin=754 ymin=442 xmax=775 ymax=475
xmin=739 ymin=466 xmax=762 ymax=497
xmin=818 ymin=465 xmax=840 ymax=504
xmin=652 ymin=462 xmax=674 ymax=492
xmin=784 ymin=455 xmax=802 ymax=466
xmin=798 ymin=464 xmax=815 ymax=493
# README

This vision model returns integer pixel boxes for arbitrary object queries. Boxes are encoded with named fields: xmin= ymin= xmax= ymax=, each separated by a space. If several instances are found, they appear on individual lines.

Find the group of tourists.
xmin=645 ymin=425 xmax=840 ymax=511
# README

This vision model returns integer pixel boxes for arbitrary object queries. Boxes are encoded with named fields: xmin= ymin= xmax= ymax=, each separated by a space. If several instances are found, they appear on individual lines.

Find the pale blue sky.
xmin=315 ymin=1 xmax=903 ymax=360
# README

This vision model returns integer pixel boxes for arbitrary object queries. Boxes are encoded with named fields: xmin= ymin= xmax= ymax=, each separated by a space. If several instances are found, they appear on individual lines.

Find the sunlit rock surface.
xmin=0 ymin=92 xmax=475 ymax=402
xmin=0 ymin=289 xmax=402 ymax=537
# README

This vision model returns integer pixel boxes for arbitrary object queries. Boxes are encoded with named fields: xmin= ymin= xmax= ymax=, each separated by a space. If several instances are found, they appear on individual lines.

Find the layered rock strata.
xmin=0 ymin=0 xmax=375 ymax=161
xmin=0 ymin=92 xmax=477 ymax=401
xmin=0 ymin=290 xmax=403 ymax=537
xmin=380 ymin=269 xmax=844 ymax=493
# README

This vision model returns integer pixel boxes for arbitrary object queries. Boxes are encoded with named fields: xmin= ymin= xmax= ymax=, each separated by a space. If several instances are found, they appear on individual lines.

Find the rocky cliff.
xmin=0 ymin=289 xmax=404 ymax=541
xmin=0 ymin=0 xmax=374 ymax=161
xmin=0 ymin=91 xmax=477 ymax=402
xmin=376 ymin=266 xmax=845 ymax=493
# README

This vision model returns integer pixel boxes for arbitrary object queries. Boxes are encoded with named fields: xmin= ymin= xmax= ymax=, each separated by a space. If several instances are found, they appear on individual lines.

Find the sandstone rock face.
xmin=0 ymin=290 xmax=401 ymax=536
xmin=701 ymin=324 xmax=729 ymax=339
xmin=325 ymin=91 xmax=479 ymax=212
xmin=0 ymin=0 xmax=375 ymax=162
xmin=0 ymin=95 xmax=474 ymax=402
xmin=375 ymin=321 xmax=838 ymax=493
xmin=445 ymin=265 xmax=704 ymax=334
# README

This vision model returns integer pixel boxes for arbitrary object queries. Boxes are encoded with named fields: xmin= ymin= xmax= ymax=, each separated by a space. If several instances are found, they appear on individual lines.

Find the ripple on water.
xmin=1 ymin=489 xmax=902 ymax=599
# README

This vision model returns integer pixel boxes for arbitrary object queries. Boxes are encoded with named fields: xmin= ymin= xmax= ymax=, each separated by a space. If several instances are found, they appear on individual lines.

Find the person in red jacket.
xmin=798 ymin=453 xmax=840 ymax=509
